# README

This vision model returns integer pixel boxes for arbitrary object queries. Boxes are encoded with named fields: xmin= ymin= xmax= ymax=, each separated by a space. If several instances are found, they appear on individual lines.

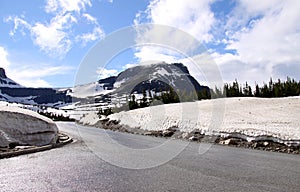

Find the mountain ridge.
xmin=0 ymin=68 xmax=71 ymax=106
xmin=0 ymin=68 xmax=22 ymax=88
xmin=0 ymin=63 xmax=210 ymax=108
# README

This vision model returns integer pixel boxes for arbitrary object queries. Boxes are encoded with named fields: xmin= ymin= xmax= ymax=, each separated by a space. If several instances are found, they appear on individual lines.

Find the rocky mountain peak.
xmin=0 ymin=68 xmax=7 ymax=78
xmin=109 ymin=62 xmax=210 ymax=97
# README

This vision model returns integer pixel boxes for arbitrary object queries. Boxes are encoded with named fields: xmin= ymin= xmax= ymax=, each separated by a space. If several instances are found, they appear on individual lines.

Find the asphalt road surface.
xmin=0 ymin=122 xmax=299 ymax=192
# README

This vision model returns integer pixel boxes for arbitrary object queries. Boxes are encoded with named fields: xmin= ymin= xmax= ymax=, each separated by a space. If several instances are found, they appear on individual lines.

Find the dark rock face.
xmin=1 ymin=63 xmax=210 ymax=106
xmin=98 ymin=76 xmax=117 ymax=90
xmin=0 ymin=78 xmax=18 ymax=86
xmin=0 ymin=68 xmax=7 ymax=78
xmin=0 ymin=68 xmax=19 ymax=87
xmin=0 ymin=68 xmax=71 ymax=105
xmin=112 ymin=62 xmax=210 ymax=97
xmin=0 ymin=87 xmax=72 ymax=104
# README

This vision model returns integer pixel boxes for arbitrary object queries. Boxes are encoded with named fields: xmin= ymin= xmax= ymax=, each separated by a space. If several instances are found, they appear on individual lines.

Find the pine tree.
xmin=129 ymin=94 xmax=138 ymax=110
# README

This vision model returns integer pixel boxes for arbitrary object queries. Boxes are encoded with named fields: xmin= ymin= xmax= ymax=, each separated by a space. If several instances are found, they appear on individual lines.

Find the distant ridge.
xmin=0 ymin=68 xmax=22 ymax=88
xmin=0 ymin=68 xmax=7 ymax=78
xmin=0 ymin=68 xmax=71 ymax=106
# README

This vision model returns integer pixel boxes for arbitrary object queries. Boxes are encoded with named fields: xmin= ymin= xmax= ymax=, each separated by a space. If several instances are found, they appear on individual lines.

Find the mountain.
xmin=112 ymin=62 xmax=209 ymax=95
xmin=0 ymin=63 xmax=210 ymax=109
xmin=0 ymin=68 xmax=22 ymax=88
xmin=72 ymin=62 xmax=210 ymax=108
xmin=0 ymin=68 xmax=71 ymax=106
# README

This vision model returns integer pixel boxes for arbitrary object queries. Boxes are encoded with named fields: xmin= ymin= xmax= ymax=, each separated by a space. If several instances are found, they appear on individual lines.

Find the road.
xmin=0 ymin=122 xmax=299 ymax=192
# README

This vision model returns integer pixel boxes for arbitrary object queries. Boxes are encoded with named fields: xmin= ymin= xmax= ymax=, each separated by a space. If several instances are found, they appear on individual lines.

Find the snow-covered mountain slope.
xmin=68 ymin=81 xmax=114 ymax=99
xmin=84 ymin=96 xmax=300 ymax=141
xmin=0 ymin=63 xmax=209 ymax=115
xmin=64 ymin=62 xmax=210 ymax=115
xmin=72 ymin=62 xmax=209 ymax=99
xmin=0 ymin=68 xmax=22 ymax=88
xmin=0 ymin=68 xmax=72 ymax=106
xmin=112 ymin=62 xmax=208 ymax=95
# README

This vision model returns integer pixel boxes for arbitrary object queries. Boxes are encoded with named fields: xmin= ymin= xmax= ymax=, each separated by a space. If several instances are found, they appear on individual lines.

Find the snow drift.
xmin=0 ymin=106 xmax=58 ymax=148
xmin=81 ymin=97 xmax=300 ymax=141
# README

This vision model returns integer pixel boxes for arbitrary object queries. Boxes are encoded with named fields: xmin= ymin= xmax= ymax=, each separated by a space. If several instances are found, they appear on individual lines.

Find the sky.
xmin=0 ymin=0 xmax=299 ymax=88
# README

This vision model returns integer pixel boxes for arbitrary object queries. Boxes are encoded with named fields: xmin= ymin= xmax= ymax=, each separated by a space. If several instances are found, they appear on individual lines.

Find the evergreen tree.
xmin=129 ymin=94 xmax=139 ymax=110
xmin=140 ymin=89 xmax=149 ymax=108
xmin=243 ymin=82 xmax=252 ymax=96
xmin=254 ymin=84 xmax=260 ymax=97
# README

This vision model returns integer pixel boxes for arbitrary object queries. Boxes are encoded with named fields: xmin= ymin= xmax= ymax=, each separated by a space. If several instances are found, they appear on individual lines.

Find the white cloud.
xmin=6 ymin=0 xmax=104 ymax=58
xmin=82 ymin=13 xmax=97 ymax=24
xmin=134 ymin=46 xmax=180 ymax=64
xmin=133 ymin=0 xmax=215 ymax=65
xmin=4 ymin=15 xmax=31 ymax=36
xmin=96 ymin=67 xmax=118 ymax=79
xmin=76 ymin=27 xmax=105 ymax=46
xmin=76 ymin=13 xmax=104 ymax=46
xmin=123 ymin=63 xmax=138 ymax=69
xmin=22 ymin=79 xmax=53 ymax=88
xmin=0 ymin=46 xmax=73 ymax=87
xmin=31 ymin=13 xmax=76 ymax=57
xmin=210 ymin=51 xmax=267 ymax=86
xmin=15 ymin=65 xmax=73 ymax=79
xmin=132 ymin=0 xmax=300 ymax=87
xmin=45 ymin=0 xmax=92 ymax=14
xmin=226 ymin=0 xmax=300 ymax=64
xmin=8 ymin=65 xmax=74 ymax=88
xmin=0 ymin=47 xmax=10 ymax=69
xmin=135 ymin=0 xmax=215 ymax=43
xmin=216 ymin=0 xmax=300 ymax=85
xmin=239 ymin=0 xmax=283 ymax=15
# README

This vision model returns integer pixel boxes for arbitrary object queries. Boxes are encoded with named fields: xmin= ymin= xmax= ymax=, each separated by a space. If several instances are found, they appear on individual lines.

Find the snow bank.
xmin=71 ymin=82 xmax=113 ymax=98
xmin=78 ymin=111 xmax=100 ymax=126
xmin=0 ymin=106 xmax=58 ymax=148
xmin=104 ymin=97 xmax=300 ymax=140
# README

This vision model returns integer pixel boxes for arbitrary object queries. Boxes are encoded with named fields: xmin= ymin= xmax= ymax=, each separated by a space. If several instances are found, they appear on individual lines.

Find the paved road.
xmin=0 ymin=122 xmax=299 ymax=192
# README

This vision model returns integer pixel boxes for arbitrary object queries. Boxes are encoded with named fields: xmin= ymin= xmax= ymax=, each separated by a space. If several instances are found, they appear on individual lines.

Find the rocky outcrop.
xmin=0 ymin=68 xmax=21 ymax=88
xmin=0 ymin=106 xmax=58 ymax=148
xmin=112 ymin=62 xmax=210 ymax=96
xmin=0 ymin=68 xmax=71 ymax=105
xmin=0 ymin=68 xmax=7 ymax=78
xmin=0 ymin=87 xmax=72 ymax=104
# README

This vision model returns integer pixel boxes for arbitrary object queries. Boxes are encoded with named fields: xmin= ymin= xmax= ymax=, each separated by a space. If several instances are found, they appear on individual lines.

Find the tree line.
xmin=98 ymin=76 xmax=300 ymax=116
xmin=38 ymin=111 xmax=75 ymax=121
xmin=128 ymin=87 xmax=211 ymax=110
xmin=211 ymin=76 xmax=300 ymax=98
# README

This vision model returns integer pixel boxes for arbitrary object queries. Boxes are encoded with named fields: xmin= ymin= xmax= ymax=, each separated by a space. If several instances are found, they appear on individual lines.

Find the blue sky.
xmin=0 ymin=0 xmax=299 ymax=88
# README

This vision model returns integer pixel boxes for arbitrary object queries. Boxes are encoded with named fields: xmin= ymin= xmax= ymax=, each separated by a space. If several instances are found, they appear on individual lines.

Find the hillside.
xmin=0 ymin=63 xmax=209 ymax=120
xmin=0 ymin=68 xmax=71 ymax=106
xmin=0 ymin=68 xmax=22 ymax=88
xmin=70 ymin=62 xmax=210 ymax=110
xmin=81 ymin=96 xmax=300 ymax=143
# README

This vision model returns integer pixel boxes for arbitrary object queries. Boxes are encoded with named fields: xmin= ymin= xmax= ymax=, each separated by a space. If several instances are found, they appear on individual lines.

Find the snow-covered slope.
xmin=112 ymin=62 xmax=208 ymax=95
xmin=0 ymin=68 xmax=22 ymax=88
xmin=0 ymin=68 xmax=71 ymax=106
xmin=69 ymin=81 xmax=114 ymax=98
xmin=81 ymin=97 xmax=300 ymax=141
xmin=0 ymin=106 xmax=58 ymax=148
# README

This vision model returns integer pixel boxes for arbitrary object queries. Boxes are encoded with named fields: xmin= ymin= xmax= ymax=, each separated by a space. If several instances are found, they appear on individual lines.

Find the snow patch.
xmin=114 ymin=78 xmax=127 ymax=88
xmin=0 ymin=77 xmax=23 ymax=88
xmin=103 ymin=97 xmax=300 ymax=140
xmin=79 ymin=111 xmax=100 ymax=126
xmin=71 ymin=82 xmax=113 ymax=98
xmin=0 ymin=106 xmax=58 ymax=147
